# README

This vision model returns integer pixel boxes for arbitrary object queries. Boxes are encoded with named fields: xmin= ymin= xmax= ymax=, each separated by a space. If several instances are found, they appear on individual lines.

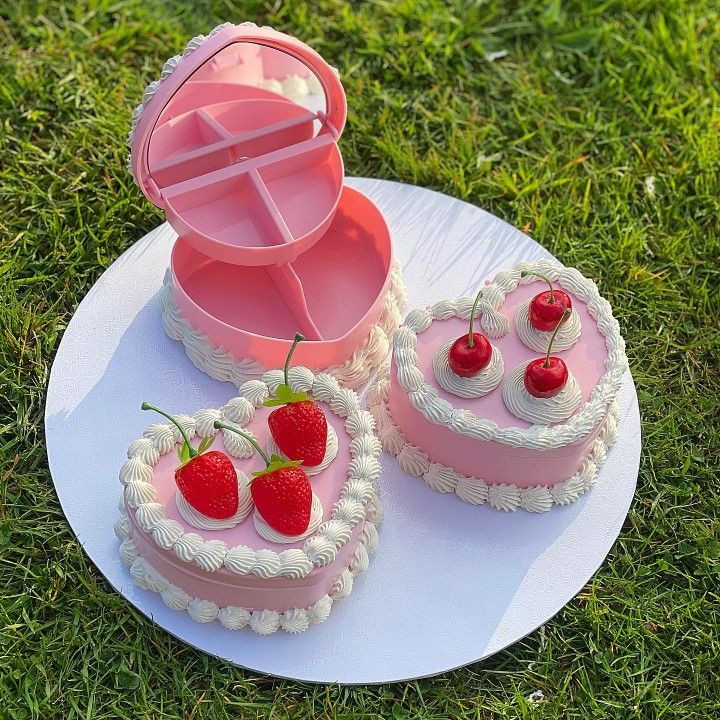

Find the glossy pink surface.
xmin=149 ymin=98 xmax=319 ymax=187
xmin=171 ymin=185 xmax=393 ymax=369
xmin=126 ymin=401 xmax=362 ymax=611
xmin=388 ymin=281 xmax=610 ymax=487
xmin=130 ymin=27 xmax=348 ymax=265
xmin=129 ymin=25 xmax=395 ymax=376
xmin=159 ymin=128 xmax=343 ymax=265
xmin=130 ymin=25 xmax=347 ymax=203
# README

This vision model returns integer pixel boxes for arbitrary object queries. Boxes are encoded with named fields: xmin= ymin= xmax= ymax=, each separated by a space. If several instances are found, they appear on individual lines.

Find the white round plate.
xmin=45 ymin=178 xmax=640 ymax=684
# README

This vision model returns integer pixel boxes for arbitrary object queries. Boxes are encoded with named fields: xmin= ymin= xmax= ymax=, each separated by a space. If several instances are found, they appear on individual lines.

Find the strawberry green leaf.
xmin=263 ymin=397 xmax=292 ymax=407
xmin=178 ymin=442 xmax=191 ymax=465
xmin=251 ymin=455 xmax=303 ymax=478
xmin=275 ymin=384 xmax=294 ymax=402
xmin=197 ymin=436 xmax=214 ymax=454
xmin=262 ymin=383 xmax=314 ymax=407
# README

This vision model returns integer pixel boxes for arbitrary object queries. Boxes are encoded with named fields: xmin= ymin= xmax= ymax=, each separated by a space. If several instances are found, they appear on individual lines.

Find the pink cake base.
xmin=387 ymin=362 xmax=608 ymax=488
xmin=387 ymin=281 xmax=609 ymax=488
xmin=127 ymin=511 xmax=363 ymax=611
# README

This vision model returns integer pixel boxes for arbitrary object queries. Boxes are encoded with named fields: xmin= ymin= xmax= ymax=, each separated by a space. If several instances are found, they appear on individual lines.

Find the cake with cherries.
xmin=115 ymin=337 xmax=382 ymax=633
xmin=368 ymin=260 xmax=627 ymax=512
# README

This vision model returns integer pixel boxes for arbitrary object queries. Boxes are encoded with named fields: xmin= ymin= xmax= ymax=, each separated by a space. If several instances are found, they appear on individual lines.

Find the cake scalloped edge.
xmin=368 ymin=364 xmax=619 ymax=512
xmin=115 ymin=506 xmax=379 ymax=634
xmin=116 ymin=367 xmax=383 ymax=580
xmin=393 ymin=259 xmax=628 ymax=449
xmin=160 ymin=258 xmax=406 ymax=390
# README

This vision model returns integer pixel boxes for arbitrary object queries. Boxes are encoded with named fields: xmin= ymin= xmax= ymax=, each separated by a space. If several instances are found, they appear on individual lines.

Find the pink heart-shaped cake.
xmin=115 ymin=368 xmax=382 ymax=634
xmin=125 ymin=23 xmax=406 ymax=389
xmin=369 ymin=260 xmax=628 ymax=513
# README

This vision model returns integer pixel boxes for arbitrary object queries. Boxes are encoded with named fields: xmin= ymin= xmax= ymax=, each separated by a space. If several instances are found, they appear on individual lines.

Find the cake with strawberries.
xmin=368 ymin=260 xmax=627 ymax=512
xmin=115 ymin=336 xmax=382 ymax=634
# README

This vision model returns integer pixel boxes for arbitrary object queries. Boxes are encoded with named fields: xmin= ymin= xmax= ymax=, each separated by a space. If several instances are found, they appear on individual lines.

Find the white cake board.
xmin=45 ymin=178 xmax=640 ymax=684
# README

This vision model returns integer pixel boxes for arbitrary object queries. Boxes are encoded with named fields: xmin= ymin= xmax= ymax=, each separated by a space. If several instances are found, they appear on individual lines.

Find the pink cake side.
xmin=387 ymin=362 xmax=608 ymax=488
xmin=127 ymin=512 xmax=363 ymax=611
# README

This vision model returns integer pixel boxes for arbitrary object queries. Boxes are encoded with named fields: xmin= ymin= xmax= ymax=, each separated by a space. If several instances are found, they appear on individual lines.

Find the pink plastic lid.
xmin=128 ymin=23 xmax=347 ymax=265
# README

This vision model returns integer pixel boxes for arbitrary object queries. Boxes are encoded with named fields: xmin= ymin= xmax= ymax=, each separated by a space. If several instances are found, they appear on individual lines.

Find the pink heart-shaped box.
xmin=127 ymin=23 xmax=405 ymax=387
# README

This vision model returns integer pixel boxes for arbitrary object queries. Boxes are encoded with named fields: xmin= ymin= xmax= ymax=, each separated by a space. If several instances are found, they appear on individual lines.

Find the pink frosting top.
xmin=153 ymin=404 xmax=349 ymax=550
xmin=416 ymin=280 xmax=608 ymax=428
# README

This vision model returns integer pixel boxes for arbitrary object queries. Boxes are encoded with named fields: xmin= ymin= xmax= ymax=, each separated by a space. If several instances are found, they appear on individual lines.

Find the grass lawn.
xmin=1 ymin=0 xmax=718 ymax=717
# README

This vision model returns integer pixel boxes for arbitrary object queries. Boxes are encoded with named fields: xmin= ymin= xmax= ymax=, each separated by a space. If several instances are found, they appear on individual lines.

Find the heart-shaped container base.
xmin=162 ymin=186 xmax=406 ymax=388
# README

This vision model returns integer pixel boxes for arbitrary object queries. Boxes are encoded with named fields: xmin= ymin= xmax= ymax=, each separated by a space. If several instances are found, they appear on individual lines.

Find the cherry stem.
xmin=544 ymin=309 xmax=572 ymax=367
xmin=213 ymin=421 xmax=270 ymax=467
xmin=521 ymin=270 xmax=555 ymax=303
xmin=141 ymin=402 xmax=196 ymax=458
xmin=467 ymin=289 xmax=483 ymax=349
xmin=284 ymin=332 xmax=304 ymax=386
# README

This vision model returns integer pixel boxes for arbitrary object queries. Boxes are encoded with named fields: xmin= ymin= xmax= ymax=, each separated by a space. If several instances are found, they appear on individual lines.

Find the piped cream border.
xmin=392 ymin=260 xmax=627 ymax=449
xmin=115 ymin=506 xmax=379 ymax=634
xmin=368 ymin=366 xmax=619 ymax=512
xmin=116 ymin=367 xmax=383 ymax=580
xmin=160 ymin=259 xmax=406 ymax=390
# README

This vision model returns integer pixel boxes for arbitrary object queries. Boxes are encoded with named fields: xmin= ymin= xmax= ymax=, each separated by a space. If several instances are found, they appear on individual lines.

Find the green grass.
xmin=1 ymin=0 xmax=719 ymax=717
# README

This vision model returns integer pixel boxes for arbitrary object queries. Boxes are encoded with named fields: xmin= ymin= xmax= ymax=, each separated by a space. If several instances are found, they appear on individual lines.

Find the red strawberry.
xmin=213 ymin=419 xmax=313 ymax=537
xmin=175 ymin=450 xmax=239 ymax=519
xmin=141 ymin=402 xmax=238 ymax=520
xmin=264 ymin=332 xmax=328 ymax=467
xmin=251 ymin=462 xmax=312 ymax=536
xmin=268 ymin=400 xmax=327 ymax=466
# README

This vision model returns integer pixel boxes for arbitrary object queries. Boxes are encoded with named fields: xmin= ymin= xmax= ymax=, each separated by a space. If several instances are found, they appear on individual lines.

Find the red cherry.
xmin=522 ymin=307 xmax=573 ymax=398
xmin=521 ymin=270 xmax=573 ymax=332
xmin=529 ymin=289 xmax=573 ymax=332
xmin=448 ymin=333 xmax=492 ymax=377
xmin=524 ymin=356 xmax=569 ymax=398
xmin=446 ymin=287 xmax=494 ymax=378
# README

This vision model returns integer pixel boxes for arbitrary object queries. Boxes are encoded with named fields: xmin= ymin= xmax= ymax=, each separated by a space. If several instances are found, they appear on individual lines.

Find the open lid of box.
xmin=127 ymin=22 xmax=347 ymax=265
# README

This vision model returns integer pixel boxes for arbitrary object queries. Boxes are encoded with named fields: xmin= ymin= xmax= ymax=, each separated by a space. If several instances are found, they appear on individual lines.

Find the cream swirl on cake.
xmin=176 ymin=470 xmax=254 ymax=530
xmin=502 ymin=360 xmax=582 ymax=425
xmin=515 ymin=298 xmax=582 ymax=352
xmin=432 ymin=339 xmax=504 ymax=398
xmin=266 ymin=425 xmax=338 ymax=476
